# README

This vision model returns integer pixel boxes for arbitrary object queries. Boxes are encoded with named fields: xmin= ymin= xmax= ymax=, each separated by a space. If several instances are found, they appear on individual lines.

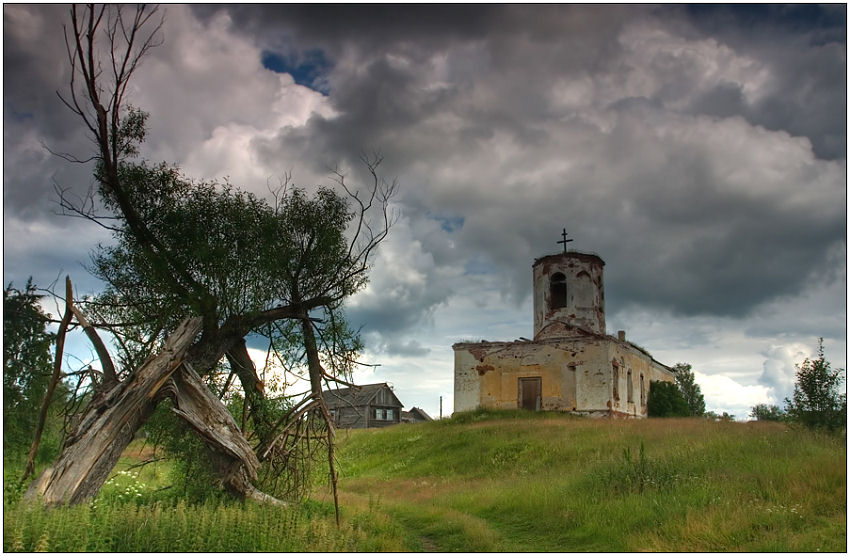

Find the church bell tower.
xmin=532 ymin=231 xmax=605 ymax=340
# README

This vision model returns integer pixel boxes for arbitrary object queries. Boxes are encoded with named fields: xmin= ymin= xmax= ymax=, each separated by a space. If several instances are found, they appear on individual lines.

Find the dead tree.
xmin=26 ymin=317 xmax=199 ymax=505
xmin=38 ymin=4 xmax=394 ymax=510
xmin=25 ymin=313 xmax=285 ymax=506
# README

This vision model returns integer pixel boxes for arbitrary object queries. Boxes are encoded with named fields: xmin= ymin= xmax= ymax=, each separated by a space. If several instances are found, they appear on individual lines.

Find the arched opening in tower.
xmin=550 ymin=272 xmax=566 ymax=310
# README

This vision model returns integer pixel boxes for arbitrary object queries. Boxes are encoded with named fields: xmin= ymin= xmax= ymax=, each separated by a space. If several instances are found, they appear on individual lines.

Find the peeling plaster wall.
xmin=606 ymin=341 xmax=674 ymax=417
xmin=452 ymin=336 xmax=674 ymax=417
xmin=453 ymin=250 xmax=675 ymax=418
xmin=533 ymin=252 xmax=605 ymax=339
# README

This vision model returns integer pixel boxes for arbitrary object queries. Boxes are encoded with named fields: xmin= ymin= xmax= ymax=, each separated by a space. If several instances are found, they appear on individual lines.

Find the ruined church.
xmin=453 ymin=239 xmax=675 ymax=418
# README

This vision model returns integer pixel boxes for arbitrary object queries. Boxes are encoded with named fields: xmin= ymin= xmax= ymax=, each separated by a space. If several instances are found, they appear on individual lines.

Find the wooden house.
xmin=401 ymin=407 xmax=433 ymax=424
xmin=323 ymin=383 xmax=403 ymax=429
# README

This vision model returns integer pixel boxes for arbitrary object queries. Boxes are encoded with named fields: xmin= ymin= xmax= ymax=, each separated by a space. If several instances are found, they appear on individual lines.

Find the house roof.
xmin=322 ymin=382 xmax=403 ymax=410
xmin=408 ymin=407 xmax=433 ymax=421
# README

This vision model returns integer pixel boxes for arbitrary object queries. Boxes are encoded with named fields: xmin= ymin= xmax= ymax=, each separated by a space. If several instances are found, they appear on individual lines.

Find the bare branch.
xmin=23 ymin=276 xmax=75 ymax=481
xmin=67 ymin=294 xmax=118 ymax=387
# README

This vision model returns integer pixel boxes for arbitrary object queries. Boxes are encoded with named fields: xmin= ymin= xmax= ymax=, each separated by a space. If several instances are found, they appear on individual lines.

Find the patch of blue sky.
xmin=464 ymin=258 xmax=498 ymax=276
xmin=428 ymin=213 xmax=464 ymax=233
xmin=261 ymin=49 xmax=332 ymax=94
xmin=6 ymin=104 xmax=35 ymax=121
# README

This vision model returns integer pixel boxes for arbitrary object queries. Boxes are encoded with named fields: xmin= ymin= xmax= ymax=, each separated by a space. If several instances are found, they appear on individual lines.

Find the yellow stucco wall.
xmin=453 ymin=334 xmax=675 ymax=417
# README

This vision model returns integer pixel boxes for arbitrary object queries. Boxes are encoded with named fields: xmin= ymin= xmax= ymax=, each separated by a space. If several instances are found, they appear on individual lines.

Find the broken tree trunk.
xmin=25 ymin=317 xmax=202 ymax=506
xmin=162 ymin=362 xmax=285 ymax=506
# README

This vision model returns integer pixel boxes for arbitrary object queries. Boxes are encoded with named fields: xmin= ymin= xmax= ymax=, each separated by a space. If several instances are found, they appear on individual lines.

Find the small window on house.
xmin=640 ymin=373 xmax=645 ymax=405
xmin=374 ymin=408 xmax=394 ymax=421
xmin=612 ymin=362 xmax=620 ymax=401
xmin=627 ymin=369 xmax=634 ymax=403
xmin=550 ymin=272 xmax=567 ymax=310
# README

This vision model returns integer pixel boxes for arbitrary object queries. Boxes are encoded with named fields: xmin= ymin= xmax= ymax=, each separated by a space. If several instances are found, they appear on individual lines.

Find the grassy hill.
xmin=5 ymin=410 xmax=846 ymax=551
xmin=327 ymin=410 xmax=845 ymax=551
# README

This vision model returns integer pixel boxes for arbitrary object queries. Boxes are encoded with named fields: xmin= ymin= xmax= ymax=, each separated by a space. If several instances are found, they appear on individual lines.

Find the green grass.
xmin=4 ymin=411 xmax=846 ymax=551
xmin=328 ymin=410 xmax=846 ymax=552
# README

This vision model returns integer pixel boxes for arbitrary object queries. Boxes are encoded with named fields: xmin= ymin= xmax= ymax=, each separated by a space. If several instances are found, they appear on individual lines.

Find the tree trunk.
xmin=225 ymin=338 xmax=281 ymax=445
xmin=162 ymin=362 xmax=284 ymax=505
xmin=25 ymin=317 xmax=201 ymax=506
xmin=299 ymin=316 xmax=340 ymax=524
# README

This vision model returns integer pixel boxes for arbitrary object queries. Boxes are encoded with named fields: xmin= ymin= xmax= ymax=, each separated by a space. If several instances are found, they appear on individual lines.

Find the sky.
xmin=3 ymin=4 xmax=846 ymax=420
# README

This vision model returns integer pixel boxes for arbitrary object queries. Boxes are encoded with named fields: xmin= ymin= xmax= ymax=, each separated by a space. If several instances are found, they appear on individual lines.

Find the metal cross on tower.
xmin=557 ymin=228 xmax=574 ymax=253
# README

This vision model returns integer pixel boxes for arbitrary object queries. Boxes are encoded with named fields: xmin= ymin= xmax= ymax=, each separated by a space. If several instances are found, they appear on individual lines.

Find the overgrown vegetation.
xmin=748 ymin=338 xmax=846 ymax=434
xmin=328 ymin=410 xmax=845 ymax=552
xmin=672 ymin=362 xmax=705 ymax=416
xmin=647 ymin=363 xmax=705 ymax=418
xmin=646 ymin=380 xmax=690 ymax=417
xmin=5 ymin=412 xmax=845 ymax=551
xmin=750 ymin=403 xmax=786 ymax=422
xmin=784 ymin=338 xmax=846 ymax=433
xmin=3 ymin=281 xmax=65 ymax=467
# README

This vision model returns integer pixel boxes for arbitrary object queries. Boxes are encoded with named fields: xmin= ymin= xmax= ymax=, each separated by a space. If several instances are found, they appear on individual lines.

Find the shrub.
xmin=749 ymin=404 xmax=785 ymax=422
xmin=784 ymin=339 xmax=846 ymax=432
xmin=647 ymin=381 xmax=689 ymax=417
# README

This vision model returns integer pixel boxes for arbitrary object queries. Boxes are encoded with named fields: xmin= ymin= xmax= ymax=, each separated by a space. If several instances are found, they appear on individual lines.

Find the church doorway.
xmin=518 ymin=377 xmax=542 ymax=411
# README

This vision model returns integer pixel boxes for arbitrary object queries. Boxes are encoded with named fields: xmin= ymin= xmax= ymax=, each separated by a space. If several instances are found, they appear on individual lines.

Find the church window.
xmin=550 ymin=272 xmax=567 ymax=310
xmin=640 ymin=373 xmax=645 ymax=405
xmin=627 ymin=369 xmax=634 ymax=403
xmin=612 ymin=362 xmax=620 ymax=401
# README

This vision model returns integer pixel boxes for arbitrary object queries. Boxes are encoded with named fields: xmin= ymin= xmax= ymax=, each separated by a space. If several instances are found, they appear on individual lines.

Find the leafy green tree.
xmin=749 ymin=403 xmax=785 ymax=422
xmin=3 ymin=281 xmax=62 ymax=458
xmin=647 ymin=380 xmax=690 ymax=417
xmin=37 ymin=4 xmax=393 ymax=509
xmin=784 ymin=339 xmax=846 ymax=432
xmin=672 ymin=363 xmax=706 ymax=417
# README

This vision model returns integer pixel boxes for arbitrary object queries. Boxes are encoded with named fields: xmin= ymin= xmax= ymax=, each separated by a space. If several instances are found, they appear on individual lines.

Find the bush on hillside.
xmin=785 ymin=338 xmax=846 ymax=433
xmin=749 ymin=404 xmax=785 ymax=422
xmin=647 ymin=381 xmax=690 ymax=417
xmin=672 ymin=363 xmax=706 ymax=416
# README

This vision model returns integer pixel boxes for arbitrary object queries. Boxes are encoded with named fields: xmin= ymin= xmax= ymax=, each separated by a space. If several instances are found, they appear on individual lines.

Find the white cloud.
xmin=615 ymin=22 xmax=772 ymax=109
xmin=696 ymin=371 xmax=774 ymax=419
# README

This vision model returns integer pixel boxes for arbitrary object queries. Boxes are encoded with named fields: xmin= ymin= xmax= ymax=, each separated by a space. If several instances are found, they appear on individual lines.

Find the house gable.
xmin=323 ymin=383 xmax=403 ymax=429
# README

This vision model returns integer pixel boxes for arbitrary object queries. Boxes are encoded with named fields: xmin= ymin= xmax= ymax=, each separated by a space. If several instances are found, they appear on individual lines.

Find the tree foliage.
xmin=749 ymin=403 xmax=785 ymax=422
xmin=647 ymin=380 xmax=690 ymax=417
xmin=3 ymin=281 xmax=62 ymax=456
xmin=784 ymin=339 xmax=846 ymax=432
xmin=672 ymin=363 xmax=705 ymax=417
xmin=37 ymin=4 xmax=395 ymax=510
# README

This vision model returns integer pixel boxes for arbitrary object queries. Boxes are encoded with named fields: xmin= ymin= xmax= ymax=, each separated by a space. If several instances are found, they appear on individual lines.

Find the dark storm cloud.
xmin=192 ymin=4 xmax=509 ymax=51
xmin=680 ymin=4 xmax=847 ymax=159
xmin=4 ymin=4 xmax=96 ymax=218
xmin=222 ymin=4 xmax=844 ymax=321
xmin=4 ymin=4 xmax=845 ymax=349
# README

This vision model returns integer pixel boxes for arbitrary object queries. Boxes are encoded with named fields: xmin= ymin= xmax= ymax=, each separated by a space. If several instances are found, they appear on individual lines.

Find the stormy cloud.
xmin=4 ymin=4 xmax=845 ymax=418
